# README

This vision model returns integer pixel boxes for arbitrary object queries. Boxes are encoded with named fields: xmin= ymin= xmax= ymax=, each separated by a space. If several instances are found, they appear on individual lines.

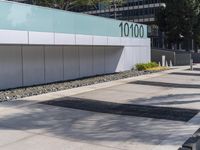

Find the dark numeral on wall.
xmin=119 ymin=22 xmax=144 ymax=38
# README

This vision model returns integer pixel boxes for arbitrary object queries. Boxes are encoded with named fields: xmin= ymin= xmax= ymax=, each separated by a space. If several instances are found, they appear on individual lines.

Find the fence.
xmin=151 ymin=49 xmax=191 ymax=66
xmin=191 ymin=53 xmax=200 ymax=63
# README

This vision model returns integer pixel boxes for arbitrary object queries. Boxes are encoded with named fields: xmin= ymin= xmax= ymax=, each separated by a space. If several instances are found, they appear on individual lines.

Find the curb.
xmin=1 ymin=65 xmax=190 ymax=109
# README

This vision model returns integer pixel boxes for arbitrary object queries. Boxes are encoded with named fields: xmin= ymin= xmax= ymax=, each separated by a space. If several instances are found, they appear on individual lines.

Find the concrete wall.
xmin=0 ymin=45 xmax=150 ymax=90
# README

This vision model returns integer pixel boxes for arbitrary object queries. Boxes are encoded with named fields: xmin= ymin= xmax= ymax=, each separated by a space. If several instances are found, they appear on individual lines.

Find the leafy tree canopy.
xmin=32 ymin=0 xmax=123 ymax=10
xmin=157 ymin=0 xmax=200 ymax=49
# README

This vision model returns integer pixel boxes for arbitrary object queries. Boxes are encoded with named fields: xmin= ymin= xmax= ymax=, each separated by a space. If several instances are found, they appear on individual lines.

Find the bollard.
xmin=162 ymin=55 xmax=166 ymax=67
xmin=190 ymin=59 xmax=193 ymax=71
xmin=166 ymin=61 xmax=169 ymax=67
xmin=170 ymin=60 xmax=173 ymax=67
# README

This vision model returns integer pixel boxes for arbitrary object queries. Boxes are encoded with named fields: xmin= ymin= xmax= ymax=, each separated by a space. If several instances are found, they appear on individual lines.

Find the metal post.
xmin=190 ymin=59 xmax=193 ymax=71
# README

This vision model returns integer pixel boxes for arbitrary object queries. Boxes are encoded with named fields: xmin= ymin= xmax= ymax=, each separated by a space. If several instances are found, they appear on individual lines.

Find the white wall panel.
xmin=140 ymin=47 xmax=148 ymax=64
xmin=79 ymin=46 xmax=93 ymax=77
xmin=105 ymin=46 xmax=123 ymax=73
xmin=22 ymin=46 xmax=45 ymax=86
xmin=55 ymin=33 xmax=75 ymax=45
xmin=29 ymin=32 xmax=54 ymax=45
xmin=0 ymin=30 xmax=28 ymax=44
xmin=63 ymin=46 xmax=80 ymax=80
xmin=45 ymin=46 xmax=63 ymax=83
xmin=0 ymin=33 xmax=151 ymax=90
xmin=116 ymin=48 xmax=125 ymax=72
xmin=76 ymin=35 xmax=93 ymax=45
xmin=132 ymin=47 xmax=137 ymax=68
xmin=107 ymin=37 xmax=121 ymax=46
xmin=93 ymin=36 xmax=108 ymax=46
xmin=140 ymin=47 xmax=149 ymax=64
xmin=93 ymin=46 xmax=105 ymax=75
xmin=124 ymin=47 xmax=133 ymax=71
xmin=121 ymin=38 xmax=132 ymax=46
xmin=0 ymin=45 xmax=22 ymax=89
xmin=0 ymin=29 xmax=150 ymax=47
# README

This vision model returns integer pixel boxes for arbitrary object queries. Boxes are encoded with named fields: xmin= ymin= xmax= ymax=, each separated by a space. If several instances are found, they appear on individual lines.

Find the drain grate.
xmin=40 ymin=97 xmax=198 ymax=122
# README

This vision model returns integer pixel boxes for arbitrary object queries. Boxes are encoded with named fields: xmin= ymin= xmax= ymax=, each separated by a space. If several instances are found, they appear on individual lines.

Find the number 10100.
xmin=119 ymin=22 xmax=144 ymax=38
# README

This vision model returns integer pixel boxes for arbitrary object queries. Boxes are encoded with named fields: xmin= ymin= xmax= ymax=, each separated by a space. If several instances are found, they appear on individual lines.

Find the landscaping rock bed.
xmin=0 ymin=70 xmax=164 ymax=102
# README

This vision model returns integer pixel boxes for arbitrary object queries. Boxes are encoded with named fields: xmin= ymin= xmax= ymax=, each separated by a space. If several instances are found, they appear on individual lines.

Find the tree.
xmin=32 ymin=0 xmax=123 ymax=11
xmin=157 ymin=0 xmax=200 ymax=51
xmin=32 ymin=0 xmax=75 ymax=10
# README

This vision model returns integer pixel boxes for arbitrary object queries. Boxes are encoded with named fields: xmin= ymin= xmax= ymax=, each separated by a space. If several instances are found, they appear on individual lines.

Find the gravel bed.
xmin=0 ymin=70 xmax=164 ymax=102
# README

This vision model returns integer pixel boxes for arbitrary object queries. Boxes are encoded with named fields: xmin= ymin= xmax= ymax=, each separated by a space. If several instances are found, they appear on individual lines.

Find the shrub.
xmin=136 ymin=62 xmax=159 ymax=71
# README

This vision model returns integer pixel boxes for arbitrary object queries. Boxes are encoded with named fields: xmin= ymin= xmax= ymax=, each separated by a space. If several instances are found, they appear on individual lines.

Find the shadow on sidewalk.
xmin=170 ymin=72 xmax=200 ymax=76
xmin=0 ymin=96 xmax=198 ymax=147
xmin=41 ymin=97 xmax=198 ymax=122
xmin=186 ymin=68 xmax=200 ymax=71
xmin=131 ymin=80 xmax=200 ymax=89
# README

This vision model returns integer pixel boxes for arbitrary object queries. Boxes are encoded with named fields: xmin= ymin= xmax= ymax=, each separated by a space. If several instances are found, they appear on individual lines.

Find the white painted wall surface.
xmin=0 ymin=29 xmax=150 ymax=47
xmin=0 ymin=45 xmax=22 ymax=89
xmin=22 ymin=46 xmax=45 ymax=86
xmin=63 ymin=46 xmax=80 ymax=80
xmin=93 ymin=46 xmax=105 ymax=75
xmin=105 ymin=46 xmax=124 ymax=73
xmin=0 ymin=43 xmax=150 ymax=90
xmin=45 ymin=46 xmax=63 ymax=83
xmin=79 ymin=46 xmax=93 ymax=77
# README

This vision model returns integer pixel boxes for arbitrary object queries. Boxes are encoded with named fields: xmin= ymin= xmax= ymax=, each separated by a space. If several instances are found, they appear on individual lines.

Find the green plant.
xmin=135 ymin=62 xmax=159 ymax=71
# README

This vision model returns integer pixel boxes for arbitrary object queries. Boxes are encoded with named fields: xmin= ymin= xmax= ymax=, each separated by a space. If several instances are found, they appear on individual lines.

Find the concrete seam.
xmin=78 ymin=46 xmax=81 ymax=78
xmin=21 ymin=45 xmax=24 ymax=86
xmin=104 ymin=46 xmax=106 ymax=74
xmin=92 ymin=45 xmax=94 ymax=75
xmin=27 ymin=31 xmax=29 ymax=44
xmin=62 ymin=46 xmax=65 ymax=80
xmin=43 ymin=46 xmax=46 ymax=83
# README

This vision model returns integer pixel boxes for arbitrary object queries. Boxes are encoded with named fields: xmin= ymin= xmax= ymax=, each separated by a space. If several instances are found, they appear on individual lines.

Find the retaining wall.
xmin=0 ymin=45 xmax=150 ymax=90
xmin=0 ymin=1 xmax=150 ymax=90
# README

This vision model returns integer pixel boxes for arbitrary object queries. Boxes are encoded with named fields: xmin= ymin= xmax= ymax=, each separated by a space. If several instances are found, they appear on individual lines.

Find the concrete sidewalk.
xmin=0 ymin=65 xmax=200 ymax=150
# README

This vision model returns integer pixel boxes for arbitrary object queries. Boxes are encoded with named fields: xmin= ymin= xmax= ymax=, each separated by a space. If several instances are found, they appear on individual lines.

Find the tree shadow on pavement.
xmin=170 ymin=72 xmax=200 ymax=76
xmin=130 ymin=80 xmax=200 ymax=89
xmin=0 ymin=97 xmax=198 ymax=147
xmin=128 ymin=93 xmax=200 ymax=106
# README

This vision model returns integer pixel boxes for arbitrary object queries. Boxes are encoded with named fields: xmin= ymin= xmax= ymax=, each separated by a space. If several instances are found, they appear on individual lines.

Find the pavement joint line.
xmin=0 ymin=117 xmax=125 ymax=150
xmin=0 ymin=124 xmax=126 ymax=150
xmin=0 ymin=66 xmax=192 ymax=110
xmin=33 ymin=130 xmax=127 ymax=150
xmin=0 ymin=131 xmax=38 ymax=148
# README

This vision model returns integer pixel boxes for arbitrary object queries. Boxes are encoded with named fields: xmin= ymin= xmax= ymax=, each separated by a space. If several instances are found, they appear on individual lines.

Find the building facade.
xmin=72 ymin=0 xmax=165 ymax=48
xmin=9 ymin=0 xmax=166 ymax=48
xmin=0 ymin=1 xmax=150 ymax=90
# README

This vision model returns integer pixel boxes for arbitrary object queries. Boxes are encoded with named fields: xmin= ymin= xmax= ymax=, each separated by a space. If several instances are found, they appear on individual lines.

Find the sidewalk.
xmin=0 ymin=65 xmax=200 ymax=150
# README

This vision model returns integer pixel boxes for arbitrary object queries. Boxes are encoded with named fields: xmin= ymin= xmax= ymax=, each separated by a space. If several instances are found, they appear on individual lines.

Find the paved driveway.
xmin=0 ymin=66 xmax=200 ymax=150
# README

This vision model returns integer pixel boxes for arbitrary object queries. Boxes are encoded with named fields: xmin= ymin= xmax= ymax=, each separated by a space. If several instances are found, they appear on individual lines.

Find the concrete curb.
xmin=1 ymin=65 xmax=190 ymax=109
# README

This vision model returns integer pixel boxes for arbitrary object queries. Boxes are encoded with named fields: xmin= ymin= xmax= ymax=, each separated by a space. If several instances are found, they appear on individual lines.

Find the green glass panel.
xmin=0 ymin=1 xmax=147 ymax=38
